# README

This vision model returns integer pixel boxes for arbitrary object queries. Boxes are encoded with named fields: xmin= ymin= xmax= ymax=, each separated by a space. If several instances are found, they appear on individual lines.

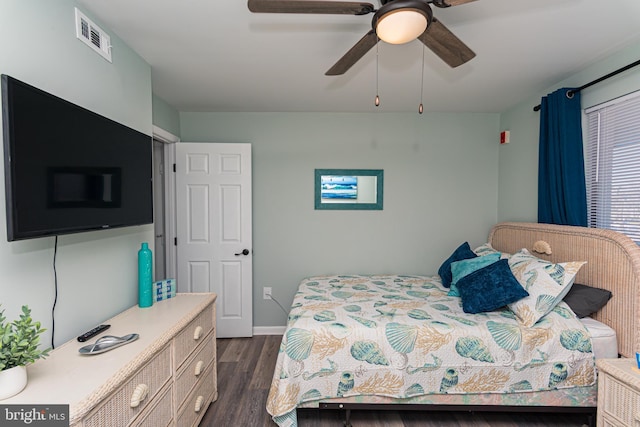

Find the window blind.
xmin=586 ymin=90 xmax=640 ymax=243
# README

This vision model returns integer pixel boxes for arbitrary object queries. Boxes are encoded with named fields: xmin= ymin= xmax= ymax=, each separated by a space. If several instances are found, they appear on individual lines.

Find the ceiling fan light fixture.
xmin=376 ymin=9 xmax=428 ymax=44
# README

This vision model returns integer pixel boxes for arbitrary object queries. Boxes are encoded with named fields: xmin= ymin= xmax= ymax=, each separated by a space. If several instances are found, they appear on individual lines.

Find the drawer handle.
xmin=194 ymin=360 xmax=204 ymax=376
xmin=130 ymin=384 xmax=149 ymax=408
xmin=193 ymin=326 xmax=203 ymax=340
xmin=194 ymin=395 xmax=204 ymax=413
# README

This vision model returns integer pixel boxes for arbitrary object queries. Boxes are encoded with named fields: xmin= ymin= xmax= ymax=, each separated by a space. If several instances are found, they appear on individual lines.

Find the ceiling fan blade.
xmin=248 ymin=0 xmax=375 ymax=15
xmin=432 ymin=0 xmax=477 ymax=7
xmin=325 ymin=30 xmax=378 ymax=75
xmin=418 ymin=18 xmax=475 ymax=68
xmin=446 ymin=0 xmax=477 ymax=5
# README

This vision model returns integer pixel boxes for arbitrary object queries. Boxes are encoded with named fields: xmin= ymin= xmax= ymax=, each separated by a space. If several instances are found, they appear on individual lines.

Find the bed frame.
xmin=490 ymin=222 xmax=640 ymax=359
xmin=309 ymin=222 xmax=640 ymax=426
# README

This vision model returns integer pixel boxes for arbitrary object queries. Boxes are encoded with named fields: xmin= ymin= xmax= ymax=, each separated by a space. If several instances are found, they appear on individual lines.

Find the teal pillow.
xmin=438 ymin=242 xmax=477 ymax=288
xmin=457 ymin=259 xmax=529 ymax=314
xmin=448 ymin=253 xmax=501 ymax=297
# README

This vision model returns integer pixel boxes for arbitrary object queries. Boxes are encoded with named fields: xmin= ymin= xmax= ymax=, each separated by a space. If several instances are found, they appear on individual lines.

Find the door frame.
xmin=152 ymin=125 xmax=178 ymax=283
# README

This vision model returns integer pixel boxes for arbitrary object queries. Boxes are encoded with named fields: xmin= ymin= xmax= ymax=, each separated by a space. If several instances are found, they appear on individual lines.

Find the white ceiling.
xmin=77 ymin=0 xmax=640 ymax=114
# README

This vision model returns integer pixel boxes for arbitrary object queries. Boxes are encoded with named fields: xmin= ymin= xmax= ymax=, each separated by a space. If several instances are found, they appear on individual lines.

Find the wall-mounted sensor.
xmin=500 ymin=130 xmax=510 ymax=144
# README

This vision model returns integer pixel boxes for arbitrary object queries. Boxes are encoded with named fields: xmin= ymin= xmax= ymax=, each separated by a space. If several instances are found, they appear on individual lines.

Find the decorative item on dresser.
xmin=2 ymin=293 xmax=217 ymax=427
xmin=0 ymin=305 xmax=49 ymax=400
xmin=596 ymin=358 xmax=640 ymax=427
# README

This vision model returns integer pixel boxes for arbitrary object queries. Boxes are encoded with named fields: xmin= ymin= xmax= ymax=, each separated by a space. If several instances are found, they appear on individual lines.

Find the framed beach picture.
xmin=314 ymin=169 xmax=383 ymax=210
xmin=321 ymin=175 xmax=358 ymax=200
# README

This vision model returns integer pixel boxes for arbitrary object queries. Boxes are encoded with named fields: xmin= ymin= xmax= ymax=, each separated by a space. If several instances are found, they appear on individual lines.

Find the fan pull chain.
xmin=375 ymin=40 xmax=380 ymax=107
xmin=419 ymin=44 xmax=425 ymax=114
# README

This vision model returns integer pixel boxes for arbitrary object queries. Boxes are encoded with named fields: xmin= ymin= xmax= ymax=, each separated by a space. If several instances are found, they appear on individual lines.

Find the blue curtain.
xmin=537 ymin=87 xmax=588 ymax=226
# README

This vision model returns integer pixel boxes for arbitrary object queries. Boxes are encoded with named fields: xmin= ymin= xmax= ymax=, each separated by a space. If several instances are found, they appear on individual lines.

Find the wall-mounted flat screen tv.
xmin=1 ymin=75 xmax=153 ymax=241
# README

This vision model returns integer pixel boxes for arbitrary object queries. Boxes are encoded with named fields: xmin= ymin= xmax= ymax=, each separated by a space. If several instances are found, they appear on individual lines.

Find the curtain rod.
xmin=532 ymin=58 xmax=640 ymax=112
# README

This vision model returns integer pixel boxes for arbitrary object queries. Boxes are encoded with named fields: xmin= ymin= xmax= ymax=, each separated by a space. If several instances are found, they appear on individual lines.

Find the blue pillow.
xmin=438 ymin=242 xmax=477 ymax=288
xmin=448 ymin=253 xmax=501 ymax=297
xmin=457 ymin=259 xmax=529 ymax=314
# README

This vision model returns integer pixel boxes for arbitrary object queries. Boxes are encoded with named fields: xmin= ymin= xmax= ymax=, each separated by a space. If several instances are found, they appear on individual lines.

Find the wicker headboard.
xmin=489 ymin=222 xmax=640 ymax=358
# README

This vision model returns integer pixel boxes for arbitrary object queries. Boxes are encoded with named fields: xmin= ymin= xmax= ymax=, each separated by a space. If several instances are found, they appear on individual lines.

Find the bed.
xmin=266 ymin=222 xmax=640 ymax=427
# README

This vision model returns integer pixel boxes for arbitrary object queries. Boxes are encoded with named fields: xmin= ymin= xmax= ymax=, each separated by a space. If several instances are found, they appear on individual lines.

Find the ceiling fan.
xmin=247 ymin=0 xmax=477 ymax=75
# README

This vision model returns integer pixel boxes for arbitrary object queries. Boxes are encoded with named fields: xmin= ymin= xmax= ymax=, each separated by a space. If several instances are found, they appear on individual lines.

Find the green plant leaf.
xmin=0 ymin=305 xmax=49 ymax=370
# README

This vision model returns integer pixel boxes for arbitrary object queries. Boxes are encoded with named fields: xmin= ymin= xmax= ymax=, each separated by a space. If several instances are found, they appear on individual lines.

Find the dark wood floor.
xmin=199 ymin=336 xmax=593 ymax=427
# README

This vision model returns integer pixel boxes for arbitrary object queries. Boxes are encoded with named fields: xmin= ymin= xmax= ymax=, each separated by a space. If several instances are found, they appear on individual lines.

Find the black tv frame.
xmin=1 ymin=75 xmax=153 ymax=241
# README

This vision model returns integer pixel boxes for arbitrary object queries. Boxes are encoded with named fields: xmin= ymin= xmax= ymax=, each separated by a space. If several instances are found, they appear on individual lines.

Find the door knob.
xmin=235 ymin=249 xmax=250 ymax=256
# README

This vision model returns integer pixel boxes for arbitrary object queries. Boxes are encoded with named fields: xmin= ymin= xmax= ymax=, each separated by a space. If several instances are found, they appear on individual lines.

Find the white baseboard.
xmin=253 ymin=326 xmax=286 ymax=335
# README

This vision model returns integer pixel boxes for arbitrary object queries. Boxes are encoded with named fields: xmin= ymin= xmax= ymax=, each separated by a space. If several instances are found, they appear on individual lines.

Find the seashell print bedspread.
xmin=266 ymin=275 xmax=597 ymax=427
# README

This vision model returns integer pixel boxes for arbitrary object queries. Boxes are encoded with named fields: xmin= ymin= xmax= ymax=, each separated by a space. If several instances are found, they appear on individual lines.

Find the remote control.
xmin=77 ymin=324 xmax=111 ymax=342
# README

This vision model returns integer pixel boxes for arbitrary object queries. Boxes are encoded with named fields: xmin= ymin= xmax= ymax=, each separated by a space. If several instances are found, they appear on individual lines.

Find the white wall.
xmin=180 ymin=111 xmax=501 ymax=327
xmin=152 ymin=94 xmax=181 ymax=137
xmin=0 ymin=1 xmax=154 ymax=346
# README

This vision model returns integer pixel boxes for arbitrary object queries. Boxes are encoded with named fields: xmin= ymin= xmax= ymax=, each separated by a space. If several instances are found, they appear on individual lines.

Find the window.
xmin=585 ymin=91 xmax=640 ymax=243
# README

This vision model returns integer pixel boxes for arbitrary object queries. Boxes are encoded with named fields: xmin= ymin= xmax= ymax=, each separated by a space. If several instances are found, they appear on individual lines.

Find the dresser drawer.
xmin=601 ymin=373 xmax=640 ymax=425
xmin=176 ymin=366 xmax=215 ymax=427
xmin=174 ymin=303 xmax=214 ymax=368
xmin=133 ymin=383 xmax=173 ymax=427
xmin=176 ymin=334 xmax=215 ymax=400
xmin=83 ymin=345 xmax=172 ymax=427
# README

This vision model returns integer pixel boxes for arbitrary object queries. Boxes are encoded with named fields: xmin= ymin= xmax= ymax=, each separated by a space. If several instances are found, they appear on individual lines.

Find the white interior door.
xmin=175 ymin=143 xmax=252 ymax=338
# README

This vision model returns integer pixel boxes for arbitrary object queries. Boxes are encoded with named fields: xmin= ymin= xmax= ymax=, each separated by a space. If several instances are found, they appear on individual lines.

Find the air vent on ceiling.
xmin=74 ymin=8 xmax=112 ymax=63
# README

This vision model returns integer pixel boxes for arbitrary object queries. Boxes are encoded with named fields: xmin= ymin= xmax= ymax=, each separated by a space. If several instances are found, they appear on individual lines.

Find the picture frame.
xmin=314 ymin=169 xmax=383 ymax=210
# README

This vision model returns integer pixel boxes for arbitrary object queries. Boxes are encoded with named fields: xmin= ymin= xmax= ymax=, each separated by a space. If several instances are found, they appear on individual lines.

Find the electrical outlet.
xmin=263 ymin=287 xmax=272 ymax=300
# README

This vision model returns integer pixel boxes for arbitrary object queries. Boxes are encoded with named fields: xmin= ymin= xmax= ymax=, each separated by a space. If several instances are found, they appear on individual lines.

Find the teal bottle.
xmin=138 ymin=242 xmax=153 ymax=308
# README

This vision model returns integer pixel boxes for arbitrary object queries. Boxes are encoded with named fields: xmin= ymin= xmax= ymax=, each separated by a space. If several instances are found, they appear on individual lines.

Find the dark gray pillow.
xmin=563 ymin=283 xmax=612 ymax=318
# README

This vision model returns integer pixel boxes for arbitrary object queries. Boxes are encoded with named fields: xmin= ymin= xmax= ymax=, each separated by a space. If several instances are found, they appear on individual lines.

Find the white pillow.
xmin=473 ymin=242 xmax=500 ymax=256
xmin=507 ymin=249 xmax=586 ymax=327
xmin=473 ymin=243 xmax=511 ymax=259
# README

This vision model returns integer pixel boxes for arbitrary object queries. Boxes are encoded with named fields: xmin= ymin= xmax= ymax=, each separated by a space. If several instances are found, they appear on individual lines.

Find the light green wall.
xmin=0 ymin=1 xmax=153 ymax=346
xmin=180 ymin=112 xmax=500 ymax=327
xmin=498 ymin=41 xmax=640 ymax=222
xmin=152 ymin=94 xmax=181 ymax=137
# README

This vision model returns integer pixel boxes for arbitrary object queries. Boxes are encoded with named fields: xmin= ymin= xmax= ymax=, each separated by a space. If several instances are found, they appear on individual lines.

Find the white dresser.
xmin=4 ymin=293 xmax=217 ymax=427
xmin=597 ymin=358 xmax=640 ymax=426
